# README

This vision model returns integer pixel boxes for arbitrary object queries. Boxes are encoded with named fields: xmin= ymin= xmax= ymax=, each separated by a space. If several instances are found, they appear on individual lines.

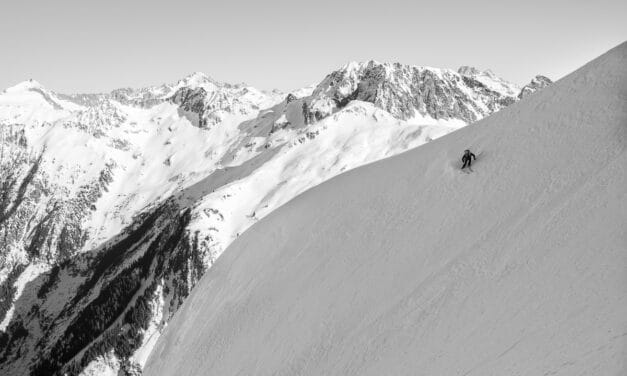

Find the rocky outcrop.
xmin=168 ymin=82 xmax=282 ymax=128
xmin=518 ymin=75 xmax=553 ymax=99
xmin=285 ymin=93 xmax=297 ymax=104
xmin=169 ymin=87 xmax=209 ymax=127
xmin=301 ymin=61 xmax=522 ymax=125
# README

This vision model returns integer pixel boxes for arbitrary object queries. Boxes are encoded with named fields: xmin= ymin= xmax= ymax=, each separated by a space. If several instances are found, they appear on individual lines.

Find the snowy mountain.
xmin=144 ymin=42 xmax=627 ymax=376
xmin=304 ymin=61 xmax=521 ymax=124
xmin=518 ymin=74 xmax=553 ymax=99
xmin=0 ymin=61 xmax=550 ymax=375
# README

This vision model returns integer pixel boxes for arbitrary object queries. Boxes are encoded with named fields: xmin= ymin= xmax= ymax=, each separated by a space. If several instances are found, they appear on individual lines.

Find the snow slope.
xmin=145 ymin=42 xmax=627 ymax=376
xmin=0 ymin=63 xmax=548 ymax=375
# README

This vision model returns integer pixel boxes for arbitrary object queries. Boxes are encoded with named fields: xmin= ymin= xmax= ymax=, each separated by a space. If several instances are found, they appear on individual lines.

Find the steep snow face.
xmin=0 ymin=63 xmax=548 ymax=375
xmin=305 ymin=60 xmax=520 ymax=124
xmin=145 ymin=43 xmax=627 ymax=376
xmin=181 ymin=101 xmax=464 ymax=264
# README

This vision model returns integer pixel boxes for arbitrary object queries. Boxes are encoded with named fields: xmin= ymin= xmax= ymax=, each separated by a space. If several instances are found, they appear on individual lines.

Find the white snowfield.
xmin=145 ymin=42 xmax=627 ymax=376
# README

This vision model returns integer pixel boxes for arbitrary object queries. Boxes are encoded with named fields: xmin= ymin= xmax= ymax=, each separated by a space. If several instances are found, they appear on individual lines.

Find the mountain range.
xmin=0 ymin=60 xmax=551 ymax=375
xmin=143 ymin=42 xmax=627 ymax=376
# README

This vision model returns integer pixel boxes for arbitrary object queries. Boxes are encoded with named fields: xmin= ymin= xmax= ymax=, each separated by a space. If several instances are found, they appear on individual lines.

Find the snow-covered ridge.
xmin=304 ymin=60 xmax=524 ymax=124
xmin=0 ymin=62 xmax=551 ymax=375
xmin=145 ymin=41 xmax=627 ymax=376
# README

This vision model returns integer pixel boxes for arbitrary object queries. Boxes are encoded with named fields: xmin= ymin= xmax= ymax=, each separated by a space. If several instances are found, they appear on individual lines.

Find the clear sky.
xmin=1 ymin=0 xmax=625 ymax=93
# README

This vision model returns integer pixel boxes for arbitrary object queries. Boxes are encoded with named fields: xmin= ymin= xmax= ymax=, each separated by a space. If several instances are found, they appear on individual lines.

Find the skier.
xmin=461 ymin=149 xmax=476 ymax=170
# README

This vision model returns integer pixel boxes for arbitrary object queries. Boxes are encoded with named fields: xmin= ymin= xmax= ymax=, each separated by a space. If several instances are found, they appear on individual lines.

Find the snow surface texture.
xmin=0 ymin=62 xmax=544 ymax=375
xmin=145 ymin=43 xmax=627 ymax=376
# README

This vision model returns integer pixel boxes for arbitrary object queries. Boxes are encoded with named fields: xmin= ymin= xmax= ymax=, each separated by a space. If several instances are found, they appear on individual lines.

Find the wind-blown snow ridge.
xmin=145 ymin=42 xmax=627 ymax=376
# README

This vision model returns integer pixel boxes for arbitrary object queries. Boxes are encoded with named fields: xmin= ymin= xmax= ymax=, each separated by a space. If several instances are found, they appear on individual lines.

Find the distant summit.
xmin=518 ymin=75 xmax=553 ymax=99
xmin=3 ymin=78 xmax=45 ymax=93
xmin=304 ymin=60 xmax=521 ymax=124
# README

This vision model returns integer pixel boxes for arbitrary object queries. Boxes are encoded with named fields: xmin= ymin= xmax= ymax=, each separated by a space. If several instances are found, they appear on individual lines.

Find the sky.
xmin=0 ymin=0 xmax=625 ymax=93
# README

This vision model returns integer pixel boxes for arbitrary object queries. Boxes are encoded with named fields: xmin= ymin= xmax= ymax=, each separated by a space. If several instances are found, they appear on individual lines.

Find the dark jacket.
xmin=462 ymin=152 xmax=476 ymax=162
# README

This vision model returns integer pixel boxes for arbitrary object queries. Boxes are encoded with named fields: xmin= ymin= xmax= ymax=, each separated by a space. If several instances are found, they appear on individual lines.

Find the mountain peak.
xmin=4 ymin=78 xmax=45 ymax=93
xmin=518 ymin=75 xmax=553 ymax=99
xmin=179 ymin=71 xmax=216 ymax=86
xmin=305 ymin=60 xmax=521 ymax=124
xmin=457 ymin=65 xmax=497 ymax=78
xmin=457 ymin=65 xmax=481 ymax=76
xmin=339 ymin=60 xmax=380 ymax=73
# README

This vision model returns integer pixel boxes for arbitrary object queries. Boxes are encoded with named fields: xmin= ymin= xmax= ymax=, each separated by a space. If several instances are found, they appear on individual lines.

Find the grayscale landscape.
xmin=0 ymin=1 xmax=625 ymax=375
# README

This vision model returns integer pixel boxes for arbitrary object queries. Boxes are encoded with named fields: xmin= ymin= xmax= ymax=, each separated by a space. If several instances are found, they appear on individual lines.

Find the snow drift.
xmin=145 ymin=42 xmax=627 ymax=376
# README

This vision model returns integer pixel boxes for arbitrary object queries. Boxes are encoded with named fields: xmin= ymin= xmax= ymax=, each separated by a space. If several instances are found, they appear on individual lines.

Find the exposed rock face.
xmin=457 ymin=65 xmax=482 ymax=76
xmin=0 ymin=126 xmax=115 ymax=265
xmin=169 ymin=87 xmax=209 ymax=127
xmin=302 ymin=61 xmax=521 ymax=125
xmin=285 ymin=93 xmax=297 ymax=104
xmin=518 ymin=75 xmax=553 ymax=99
xmin=0 ymin=64 xmax=549 ymax=375
xmin=165 ymin=73 xmax=282 ymax=128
